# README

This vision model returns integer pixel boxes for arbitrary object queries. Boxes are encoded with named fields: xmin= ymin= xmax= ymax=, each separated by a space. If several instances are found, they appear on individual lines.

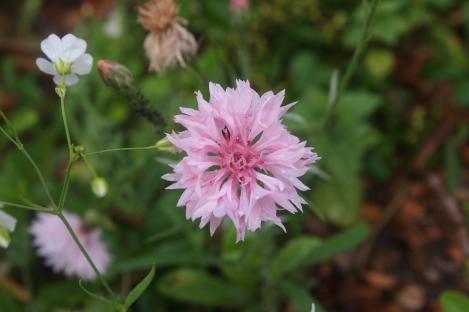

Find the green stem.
xmin=323 ymin=0 xmax=380 ymax=126
xmin=60 ymin=93 xmax=73 ymax=155
xmin=0 ymin=125 xmax=17 ymax=145
xmin=57 ymin=91 xmax=115 ymax=301
xmin=20 ymin=147 xmax=57 ymax=208
xmin=56 ymin=160 xmax=73 ymax=213
xmin=1 ymin=111 xmax=57 ymax=208
xmin=0 ymin=200 xmax=52 ymax=213
xmin=82 ymin=154 xmax=98 ymax=178
xmin=58 ymin=212 xmax=115 ymax=298
xmin=84 ymin=145 xmax=158 ymax=157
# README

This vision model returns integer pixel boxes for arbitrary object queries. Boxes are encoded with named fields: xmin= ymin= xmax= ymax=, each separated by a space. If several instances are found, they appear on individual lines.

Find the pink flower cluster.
xmin=163 ymin=80 xmax=319 ymax=241
xmin=29 ymin=212 xmax=111 ymax=280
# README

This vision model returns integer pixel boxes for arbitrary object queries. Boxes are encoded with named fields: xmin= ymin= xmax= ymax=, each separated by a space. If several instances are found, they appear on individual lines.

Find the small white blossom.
xmin=0 ymin=203 xmax=17 ymax=248
xmin=36 ymin=34 xmax=93 ymax=86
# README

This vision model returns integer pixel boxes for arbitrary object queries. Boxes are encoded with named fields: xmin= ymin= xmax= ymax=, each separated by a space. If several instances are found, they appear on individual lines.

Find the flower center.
xmin=218 ymin=128 xmax=263 ymax=186
xmin=54 ymin=58 xmax=72 ymax=76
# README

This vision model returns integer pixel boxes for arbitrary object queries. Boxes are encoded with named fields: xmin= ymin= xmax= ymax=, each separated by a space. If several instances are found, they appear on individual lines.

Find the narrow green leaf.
xmin=302 ymin=221 xmax=370 ymax=265
xmin=158 ymin=269 xmax=246 ymax=307
xmin=78 ymin=280 xmax=115 ymax=306
xmin=124 ymin=265 xmax=156 ymax=309
xmin=440 ymin=291 xmax=469 ymax=312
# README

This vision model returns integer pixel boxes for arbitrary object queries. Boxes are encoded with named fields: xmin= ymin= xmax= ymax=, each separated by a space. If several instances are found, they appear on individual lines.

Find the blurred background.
xmin=1 ymin=0 xmax=469 ymax=311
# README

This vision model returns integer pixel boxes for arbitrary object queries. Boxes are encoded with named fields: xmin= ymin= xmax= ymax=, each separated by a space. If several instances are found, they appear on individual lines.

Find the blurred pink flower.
xmin=29 ymin=212 xmax=111 ymax=280
xmin=163 ymin=80 xmax=319 ymax=241
xmin=230 ymin=0 xmax=250 ymax=11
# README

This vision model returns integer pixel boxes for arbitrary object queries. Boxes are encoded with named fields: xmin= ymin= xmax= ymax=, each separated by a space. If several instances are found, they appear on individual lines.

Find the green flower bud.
xmin=91 ymin=177 xmax=109 ymax=198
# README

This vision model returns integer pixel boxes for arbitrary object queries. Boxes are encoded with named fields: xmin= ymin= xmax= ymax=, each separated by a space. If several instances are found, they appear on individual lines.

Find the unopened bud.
xmin=97 ymin=60 xmax=134 ymax=94
xmin=91 ymin=177 xmax=109 ymax=198
xmin=155 ymin=137 xmax=178 ymax=153
xmin=73 ymin=145 xmax=85 ymax=155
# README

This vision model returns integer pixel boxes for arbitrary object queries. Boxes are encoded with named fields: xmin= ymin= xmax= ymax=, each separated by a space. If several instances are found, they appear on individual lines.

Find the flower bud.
xmin=96 ymin=60 xmax=135 ymax=94
xmin=91 ymin=177 xmax=109 ymax=198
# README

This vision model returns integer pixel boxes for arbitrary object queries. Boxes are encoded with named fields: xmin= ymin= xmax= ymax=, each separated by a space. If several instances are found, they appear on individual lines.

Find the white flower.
xmin=36 ymin=34 xmax=93 ymax=86
xmin=0 ymin=203 xmax=17 ymax=248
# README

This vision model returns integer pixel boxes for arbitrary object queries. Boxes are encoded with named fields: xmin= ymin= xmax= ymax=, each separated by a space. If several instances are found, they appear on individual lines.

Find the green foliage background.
xmin=1 ymin=0 xmax=468 ymax=311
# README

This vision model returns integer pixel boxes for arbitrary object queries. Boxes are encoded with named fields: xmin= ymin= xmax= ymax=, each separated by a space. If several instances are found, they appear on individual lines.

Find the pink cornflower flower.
xmin=163 ymin=80 xmax=319 ymax=241
xmin=29 ymin=211 xmax=111 ymax=280
xmin=230 ymin=0 xmax=250 ymax=11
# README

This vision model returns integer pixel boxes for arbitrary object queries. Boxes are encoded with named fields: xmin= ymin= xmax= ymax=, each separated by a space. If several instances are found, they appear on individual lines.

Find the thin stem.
xmin=58 ymin=212 xmax=115 ymax=298
xmin=323 ymin=0 xmax=380 ymax=126
xmin=84 ymin=145 xmax=158 ymax=157
xmin=21 ymin=147 xmax=57 ymax=208
xmin=60 ymin=93 xmax=73 ymax=155
xmin=82 ymin=155 xmax=98 ymax=178
xmin=1 ymin=112 xmax=57 ymax=208
xmin=57 ymin=160 xmax=73 ymax=213
xmin=0 ymin=200 xmax=52 ymax=213
xmin=0 ymin=125 xmax=17 ymax=145
xmin=56 ymin=91 xmax=116 ymax=302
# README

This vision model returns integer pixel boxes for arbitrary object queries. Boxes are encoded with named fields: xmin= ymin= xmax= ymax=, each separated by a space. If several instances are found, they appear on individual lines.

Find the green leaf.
xmin=78 ymin=280 xmax=116 ymax=306
xmin=303 ymin=221 xmax=370 ymax=265
xmin=440 ymin=291 xmax=469 ymax=312
xmin=124 ymin=265 xmax=156 ymax=309
xmin=281 ymin=281 xmax=327 ymax=312
xmin=158 ymin=269 xmax=246 ymax=307
xmin=270 ymin=237 xmax=322 ymax=281
xmin=271 ymin=222 xmax=370 ymax=281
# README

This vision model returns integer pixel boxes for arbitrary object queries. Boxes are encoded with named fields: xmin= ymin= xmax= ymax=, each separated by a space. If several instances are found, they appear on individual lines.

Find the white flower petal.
xmin=36 ymin=58 xmax=56 ymax=75
xmin=60 ymin=34 xmax=87 ymax=63
xmin=40 ymin=34 xmax=62 ymax=62
xmin=0 ymin=210 xmax=17 ymax=232
xmin=53 ymin=74 xmax=79 ymax=86
xmin=71 ymin=53 xmax=93 ymax=75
